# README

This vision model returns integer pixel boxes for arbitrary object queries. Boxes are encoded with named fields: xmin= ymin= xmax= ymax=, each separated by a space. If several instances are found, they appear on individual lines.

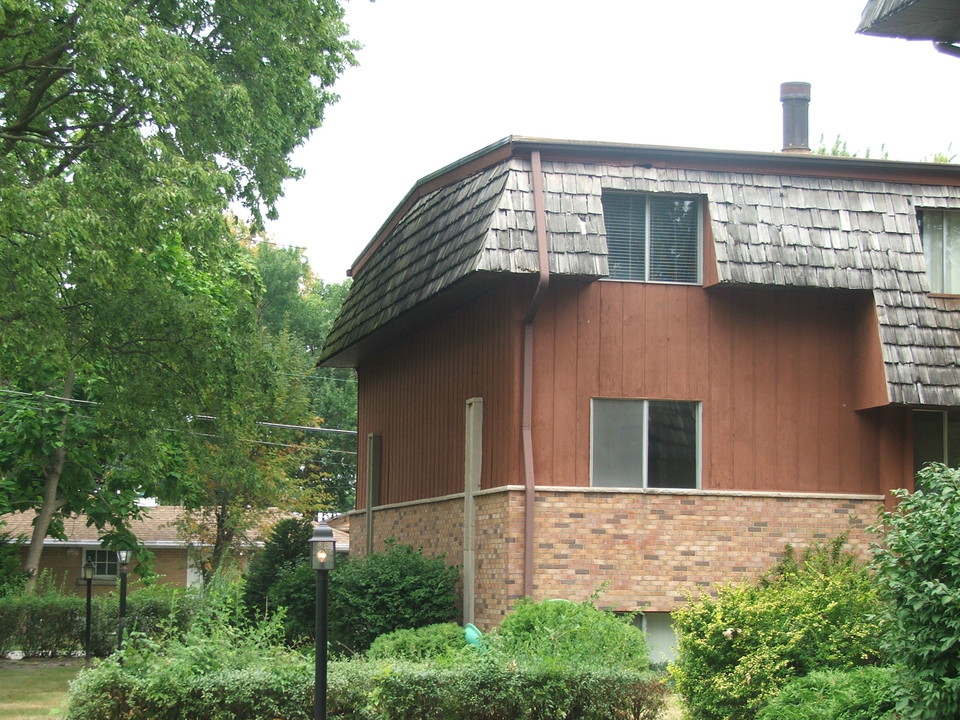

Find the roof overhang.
xmin=858 ymin=0 xmax=960 ymax=41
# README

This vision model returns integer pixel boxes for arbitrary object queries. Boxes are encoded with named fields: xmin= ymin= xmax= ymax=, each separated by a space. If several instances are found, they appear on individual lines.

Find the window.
xmin=601 ymin=192 xmax=701 ymax=283
xmin=591 ymin=399 xmax=700 ymax=489
xmin=83 ymin=549 xmax=120 ymax=578
xmin=920 ymin=209 xmax=960 ymax=294
xmin=913 ymin=409 xmax=960 ymax=474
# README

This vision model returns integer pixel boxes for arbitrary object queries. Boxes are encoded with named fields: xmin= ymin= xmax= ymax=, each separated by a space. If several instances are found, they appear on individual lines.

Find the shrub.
xmin=242 ymin=516 xmax=313 ymax=618
xmin=0 ymin=528 xmax=27 ymax=596
xmin=757 ymin=666 xmax=896 ymax=720
xmin=871 ymin=463 xmax=960 ymax=720
xmin=669 ymin=536 xmax=884 ymax=720
xmin=327 ymin=541 xmax=459 ymax=653
xmin=489 ymin=598 xmax=650 ymax=669
xmin=0 ymin=575 xmax=202 ymax=657
xmin=366 ymin=622 xmax=465 ymax=661
xmin=67 ymin=579 xmax=310 ymax=720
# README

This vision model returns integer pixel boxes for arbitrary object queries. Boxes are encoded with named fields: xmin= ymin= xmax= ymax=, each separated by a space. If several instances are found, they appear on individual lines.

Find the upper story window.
xmin=591 ymin=398 xmax=700 ymax=489
xmin=601 ymin=192 xmax=701 ymax=284
xmin=919 ymin=209 xmax=960 ymax=294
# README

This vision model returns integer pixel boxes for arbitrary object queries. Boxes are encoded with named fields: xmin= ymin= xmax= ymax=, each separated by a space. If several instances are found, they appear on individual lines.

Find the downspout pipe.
xmin=522 ymin=150 xmax=550 ymax=598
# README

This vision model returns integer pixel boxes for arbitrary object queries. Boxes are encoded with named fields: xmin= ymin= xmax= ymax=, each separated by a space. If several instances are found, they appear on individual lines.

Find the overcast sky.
xmin=263 ymin=0 xmax=960 ymax=282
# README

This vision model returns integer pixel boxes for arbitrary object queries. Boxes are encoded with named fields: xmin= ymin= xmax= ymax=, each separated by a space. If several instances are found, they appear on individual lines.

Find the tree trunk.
xmin=22 ymin=370 xmax=75 ymax=593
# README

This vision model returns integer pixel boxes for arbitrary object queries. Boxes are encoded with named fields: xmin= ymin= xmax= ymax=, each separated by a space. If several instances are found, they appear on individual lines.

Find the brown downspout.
xmin=522 ymin=150 xmax=550 ymax=598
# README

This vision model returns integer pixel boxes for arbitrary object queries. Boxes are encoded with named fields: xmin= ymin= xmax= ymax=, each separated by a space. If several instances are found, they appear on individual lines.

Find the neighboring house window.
xmin=919 ymin=209 xmax=960 ymax=294
xmin=83 ymin=549 xmax=120 ymax=578
xmin=913 ymin=409 xmax=960 ymax=474
xmin=601 ymin=192 xmax=701 ymax=284
xmin=591 ymin=398 xmax=700 ymax=489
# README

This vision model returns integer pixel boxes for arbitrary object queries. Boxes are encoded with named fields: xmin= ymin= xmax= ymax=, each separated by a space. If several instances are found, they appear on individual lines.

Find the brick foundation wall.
xmin=350 ymin=488 xmax=884 ymax=629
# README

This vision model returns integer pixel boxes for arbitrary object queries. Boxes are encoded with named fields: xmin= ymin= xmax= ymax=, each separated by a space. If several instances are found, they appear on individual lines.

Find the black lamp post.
xmin=116 ymin=549 xmax=131 ymax=657
xmin=309 ymin=522 xmax=336 ymax=720
xmin=82 ymin=559 xmax=95 ymax=666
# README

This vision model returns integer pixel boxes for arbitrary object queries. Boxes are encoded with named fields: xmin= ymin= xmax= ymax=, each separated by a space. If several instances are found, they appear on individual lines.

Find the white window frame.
xmin=919 ymin=208 xmax=960 ymax=294
xmin=83 ymin=548 xmax=120 ymax=579
xmin=590 ymin=398 xmax=701 ymax=489
xmin=601 ymin=192 xmax=703 ymax=285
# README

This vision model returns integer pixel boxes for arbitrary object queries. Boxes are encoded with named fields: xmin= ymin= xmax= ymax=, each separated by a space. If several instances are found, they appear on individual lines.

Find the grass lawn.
xmin=0 ymin=660 xmax=82 ymax=720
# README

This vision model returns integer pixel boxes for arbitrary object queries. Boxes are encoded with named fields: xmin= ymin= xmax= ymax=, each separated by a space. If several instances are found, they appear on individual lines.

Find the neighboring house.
xmin=858 ymin=0 xmax=960 ymax=51
xmin=319 ymin=111 xmax=960 ymax=648
xmin=2 ymin=507 xmax=349 ymax=596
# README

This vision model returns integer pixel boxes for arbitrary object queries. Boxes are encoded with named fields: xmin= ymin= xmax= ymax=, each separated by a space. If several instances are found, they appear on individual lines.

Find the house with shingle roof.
xmin=2 ymin=505 xmax=350 ymax=595
xmin=319 ymin=113 xmax=960 ymax=657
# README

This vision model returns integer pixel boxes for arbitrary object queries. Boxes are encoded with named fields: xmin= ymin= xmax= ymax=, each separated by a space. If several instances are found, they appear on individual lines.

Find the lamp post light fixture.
xmin=116 ymin=549 xmax=131 ymax=658
xmin=82 ymin=559 xmax=95 ymax=666
xmin=309 ymin=522 xmax=336 ymax=720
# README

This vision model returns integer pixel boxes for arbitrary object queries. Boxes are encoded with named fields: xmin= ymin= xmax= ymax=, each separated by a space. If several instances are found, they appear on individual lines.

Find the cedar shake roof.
xmin=320 ymin=136 xmax=960 ymax=408
xmin=858 ymin=0 xmax=960 ymax=41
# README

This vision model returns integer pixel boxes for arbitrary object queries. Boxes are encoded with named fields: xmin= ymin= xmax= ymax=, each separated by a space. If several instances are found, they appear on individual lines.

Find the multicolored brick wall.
xmin=350 ymin=488 xmax=884 ymax=628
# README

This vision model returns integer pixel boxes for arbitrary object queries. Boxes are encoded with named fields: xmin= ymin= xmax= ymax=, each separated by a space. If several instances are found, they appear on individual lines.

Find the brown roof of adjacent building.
xmin=858 ymin=0 xmax=960 ymax=41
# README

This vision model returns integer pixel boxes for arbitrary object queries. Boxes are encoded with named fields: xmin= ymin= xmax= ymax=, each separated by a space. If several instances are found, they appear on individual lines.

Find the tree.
xmin=0 ymin=0 xmax=356 ymax=589
xmin=250 ymin=242 xmax=357 ymax=511
xmin=871 ymin=463 xmax=960 ymax=720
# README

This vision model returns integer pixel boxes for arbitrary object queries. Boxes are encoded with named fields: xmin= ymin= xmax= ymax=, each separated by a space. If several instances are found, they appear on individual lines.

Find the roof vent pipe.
xmin=780 ymin=81 xmax=811 ymax=153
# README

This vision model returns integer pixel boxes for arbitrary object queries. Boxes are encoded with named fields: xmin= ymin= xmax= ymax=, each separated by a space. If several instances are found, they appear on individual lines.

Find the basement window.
xmin=591 ymin=399 xmax=700 ymax=489
xmin=919 ymin=209 xmax=960 ymax=294
xmin=913 ymin=409 xmax=960 ymax=475
xmin=601 ymin=192 xmax=702 ymax=284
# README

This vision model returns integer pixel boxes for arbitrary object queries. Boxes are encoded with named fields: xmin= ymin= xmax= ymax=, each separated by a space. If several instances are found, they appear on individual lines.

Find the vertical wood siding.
xmin=533 ymin=280 xmax=904 ymax=494
xmin=356 ymin=285 xmax=525 ymax=507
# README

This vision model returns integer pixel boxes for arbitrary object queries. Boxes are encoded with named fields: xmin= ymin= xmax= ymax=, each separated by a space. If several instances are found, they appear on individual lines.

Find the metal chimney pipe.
xmin=780 ymin=82 xmax=811 ymax=153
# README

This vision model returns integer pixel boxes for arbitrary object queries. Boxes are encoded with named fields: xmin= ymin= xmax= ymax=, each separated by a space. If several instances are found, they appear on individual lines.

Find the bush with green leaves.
xmin=488 ymin=597 xmax=650 ymax=669
xmin=242 ymin=516 xmax=313 ymax=618
xmin=669 ymin=535 xmax=885 ymax=720
xmin=871 ymin=463 xmax=960 ymax=720
xmin=327 ymin=541 xmax=460 ymax=653
xmin=67 ymin=578 xmax=312 ymax=720
xmin=366 ymin=622 xmax=465 ymax=661
xmin=0 ymin=528 xmax=27 ymax=596
xmin=757 ymin=666 xmax=895 ymax=720
xmin=0 ymin=574 xmax=202 ymax=657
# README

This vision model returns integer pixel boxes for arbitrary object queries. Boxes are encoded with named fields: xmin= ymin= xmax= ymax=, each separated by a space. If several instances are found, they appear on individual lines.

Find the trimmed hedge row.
xmin=67 ymin=657 xmax=668 ymax=720
xmin=0 ymin=584 xmax=199 ymax=657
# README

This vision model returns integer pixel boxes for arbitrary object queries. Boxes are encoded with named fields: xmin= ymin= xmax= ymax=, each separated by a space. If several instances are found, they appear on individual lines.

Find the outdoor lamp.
xmin=309 ymin=521 xmax=335 ymax=720
xmin=116 ymin=549 xmax=131 ymax=658
xmin=82 ymin=559 xmax=95 ymax=665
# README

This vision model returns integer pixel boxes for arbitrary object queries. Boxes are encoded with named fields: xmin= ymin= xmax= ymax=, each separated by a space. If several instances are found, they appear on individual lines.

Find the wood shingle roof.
xmin=320 ymin=137 xmax=960 ymax=408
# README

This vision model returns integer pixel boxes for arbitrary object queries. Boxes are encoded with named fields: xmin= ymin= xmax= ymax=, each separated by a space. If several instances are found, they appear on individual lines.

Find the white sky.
xmin=264 ymin=0 xmax=960 ymax=282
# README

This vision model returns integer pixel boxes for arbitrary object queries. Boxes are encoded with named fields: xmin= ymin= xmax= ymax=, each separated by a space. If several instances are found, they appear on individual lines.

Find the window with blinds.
xmin=601 ymin=192 xmax=701 ymax=283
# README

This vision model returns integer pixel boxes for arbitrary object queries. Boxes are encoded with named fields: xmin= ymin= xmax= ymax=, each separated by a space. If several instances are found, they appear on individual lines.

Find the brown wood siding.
xmin=533 ymin=280 xmax=906 ymax=494
xmin=356 ymin=284 xmax=524 ymax=507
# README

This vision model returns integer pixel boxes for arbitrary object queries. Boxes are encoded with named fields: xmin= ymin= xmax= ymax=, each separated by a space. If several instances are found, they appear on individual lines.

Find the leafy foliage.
xmin=489 ymin=598 xmax=650 ymax=669
xmin=669 ymin=536 xmax=885 ymax=720
xmin=871 ymin=463 xmax=960 ymax=720
xmin=0 ymin=0 xmax=355 ymax=587
xmin=242 ymin=516 xmax=314 ymax=617
xmin=757 ymin=666 xmax=895 ymax=720
xmin=366 ymin=622 xmax=466 ymax=661
xmin=327 ymin=542 xmax=460 ymax=653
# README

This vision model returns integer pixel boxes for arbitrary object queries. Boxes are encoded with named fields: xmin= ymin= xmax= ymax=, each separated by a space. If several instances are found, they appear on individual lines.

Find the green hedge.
xmin=0 ymin=582 xmax=200 ymax=657
xmin=67 ymin=657 xmax=667 ymax=720
xmin=757 ymin=666 xmax=896 ymax=720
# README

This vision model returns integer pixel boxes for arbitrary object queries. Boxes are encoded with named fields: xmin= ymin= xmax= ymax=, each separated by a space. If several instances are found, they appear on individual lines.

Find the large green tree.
xmin=251 ymin=242 xmax=357 ymax=510
xmin=0 ymin=0 xmax=355 ymax=588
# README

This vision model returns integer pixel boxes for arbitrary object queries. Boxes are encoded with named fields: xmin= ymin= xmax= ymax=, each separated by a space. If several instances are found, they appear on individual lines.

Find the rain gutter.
xmin=521 ymin=150 xmax=550 ymax=598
